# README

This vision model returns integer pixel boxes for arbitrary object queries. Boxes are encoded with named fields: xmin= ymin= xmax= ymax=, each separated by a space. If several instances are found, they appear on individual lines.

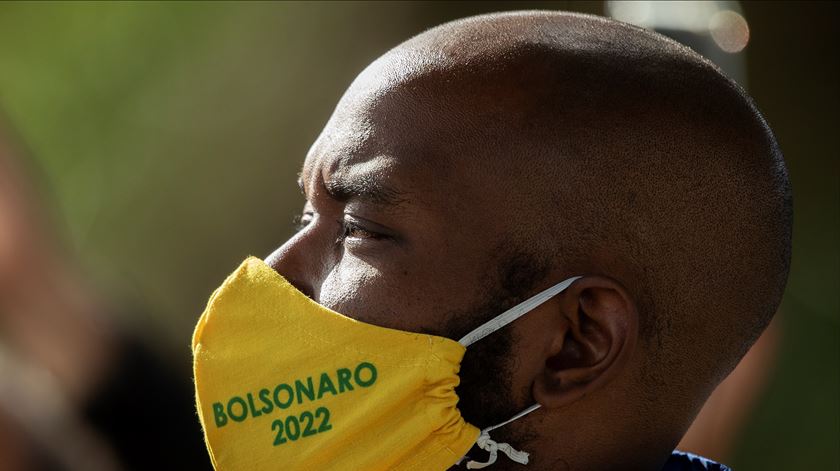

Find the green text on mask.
xmin=212 ymin=361 xmax=377 ymax=428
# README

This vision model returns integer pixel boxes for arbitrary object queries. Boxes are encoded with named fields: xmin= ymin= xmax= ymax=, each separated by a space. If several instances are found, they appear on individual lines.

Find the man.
xmin=203 ymin=10 xmax=791 ymax=470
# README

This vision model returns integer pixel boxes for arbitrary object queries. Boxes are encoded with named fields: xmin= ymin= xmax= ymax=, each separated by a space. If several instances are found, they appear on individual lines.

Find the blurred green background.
xmin=0 ymin=1 xmax=836 ymax=469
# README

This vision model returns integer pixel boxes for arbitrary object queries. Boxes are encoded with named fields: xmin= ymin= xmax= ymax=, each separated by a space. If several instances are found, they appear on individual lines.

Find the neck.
xmin=523 ymin=394 xmax=685 ymax=470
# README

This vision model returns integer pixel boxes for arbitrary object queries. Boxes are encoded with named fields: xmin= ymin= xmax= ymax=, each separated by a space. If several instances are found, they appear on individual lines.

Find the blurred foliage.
xmin=0 ymin=1 xmax=836 ymax=469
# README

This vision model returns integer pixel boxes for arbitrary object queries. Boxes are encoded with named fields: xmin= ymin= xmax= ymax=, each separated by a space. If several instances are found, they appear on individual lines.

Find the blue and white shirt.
xmin=663 ymin=451 xmax=731 ymax=471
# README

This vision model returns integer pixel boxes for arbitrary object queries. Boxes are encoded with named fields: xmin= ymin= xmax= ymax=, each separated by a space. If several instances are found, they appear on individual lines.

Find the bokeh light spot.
xmin=710 ymin=10 xmax=750 ymax=53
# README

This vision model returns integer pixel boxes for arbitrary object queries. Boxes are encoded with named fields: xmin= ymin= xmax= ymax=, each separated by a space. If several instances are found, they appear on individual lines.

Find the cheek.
xmin=318 ymin=256 xmax=374 ymax=309
xmin=317 ymin=252 xmax=455 ymax=334
xmin=315 ymin=239 xmax=496 ymax=337
xmin=318 ymin=255 xmax=410 ymax=329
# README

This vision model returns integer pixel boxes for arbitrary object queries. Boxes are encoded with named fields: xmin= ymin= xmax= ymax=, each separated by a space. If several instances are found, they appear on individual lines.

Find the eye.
xmin=337 ymin=218 xmax=383 ymax=243
xmin=293 ymin=212 xmax=314 ymax=232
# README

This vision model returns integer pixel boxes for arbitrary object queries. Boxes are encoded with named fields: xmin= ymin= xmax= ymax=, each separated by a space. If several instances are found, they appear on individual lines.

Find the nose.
xmin=265 ymin=231 xmax=317 ymax=299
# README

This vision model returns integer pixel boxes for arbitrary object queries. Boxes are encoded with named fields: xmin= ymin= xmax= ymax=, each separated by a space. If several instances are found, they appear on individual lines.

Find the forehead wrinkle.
xmin=299 ymin=117 xmax=369 ymax=193
xmin=326 ymin=155 xmax=411 ymax=208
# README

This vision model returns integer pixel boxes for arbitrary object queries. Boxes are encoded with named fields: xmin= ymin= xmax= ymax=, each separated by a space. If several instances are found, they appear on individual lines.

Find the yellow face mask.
xmin=192 ymin=257 xmax=580 ymax=470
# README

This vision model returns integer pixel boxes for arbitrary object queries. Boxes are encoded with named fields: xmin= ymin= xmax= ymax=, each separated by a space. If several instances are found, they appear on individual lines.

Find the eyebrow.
xmin=297 ymin=175 xmax=407 ymax=207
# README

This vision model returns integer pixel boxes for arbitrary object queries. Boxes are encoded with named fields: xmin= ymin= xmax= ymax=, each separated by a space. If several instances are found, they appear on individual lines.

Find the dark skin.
xmin=267 ymin=11 xmax=789 ymax=470
xmin=267 ymin=35 xmax=644 ymax=471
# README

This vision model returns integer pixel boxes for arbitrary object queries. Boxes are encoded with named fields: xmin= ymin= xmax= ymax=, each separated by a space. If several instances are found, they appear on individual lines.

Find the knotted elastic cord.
xmin=465 ymin=404 xmax=542 ymax=469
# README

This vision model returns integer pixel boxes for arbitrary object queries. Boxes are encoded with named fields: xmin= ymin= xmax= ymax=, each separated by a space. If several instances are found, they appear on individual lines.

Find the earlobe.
xmin=533 ymin=276 xmax=638 ymax=409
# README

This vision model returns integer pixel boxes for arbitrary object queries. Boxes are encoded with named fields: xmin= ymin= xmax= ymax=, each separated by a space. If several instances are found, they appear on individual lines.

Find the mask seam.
xmin=413 ymin=342 xmax=470 ymax=471
xmin=408 ymin=352 xmax=443 ymax=470
xmin=393 ymin=353 xmax=448 ymax=471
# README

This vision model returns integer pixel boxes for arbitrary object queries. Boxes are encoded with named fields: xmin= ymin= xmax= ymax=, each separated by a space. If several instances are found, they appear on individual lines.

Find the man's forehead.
xmin=295 ymin=44 xmax=526 ymax=210
xmin=300 ymin=151 xmax=396 ymax=191
xmin=299 ymin=133 xmax=425 ymax=210
xmin=299 ymin=89 xmax=448 ymax=202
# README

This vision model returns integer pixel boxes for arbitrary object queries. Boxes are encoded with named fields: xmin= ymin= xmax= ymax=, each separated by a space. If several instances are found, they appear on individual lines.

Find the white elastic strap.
xmin=465 ymin=404 xmax=542 ymax=469
xmin=458 ymin=276 xmax=582 ymax=346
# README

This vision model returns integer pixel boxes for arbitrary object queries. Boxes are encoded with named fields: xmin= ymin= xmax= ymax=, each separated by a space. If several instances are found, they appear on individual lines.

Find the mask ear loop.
xmin=457 ymin=276 xmax=582 ymax=469
xmin=458 ymin=276 xmax=582 ymax=347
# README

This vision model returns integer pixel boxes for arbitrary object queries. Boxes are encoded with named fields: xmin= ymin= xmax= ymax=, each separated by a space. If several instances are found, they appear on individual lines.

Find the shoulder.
xmin=662 ymin=451 xmax=732 ymax=471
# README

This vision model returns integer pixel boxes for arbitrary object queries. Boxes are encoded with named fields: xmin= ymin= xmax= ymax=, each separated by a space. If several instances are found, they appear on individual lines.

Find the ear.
xmin=532 ymin=276 xmax=638 ymax=408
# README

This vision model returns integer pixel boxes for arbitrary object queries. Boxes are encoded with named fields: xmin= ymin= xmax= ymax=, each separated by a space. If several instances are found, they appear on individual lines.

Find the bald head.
xmin=342 ymin=9 xmax=788 ymax=378
xmin=273 ymin=10 xmax=791 ymax=468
